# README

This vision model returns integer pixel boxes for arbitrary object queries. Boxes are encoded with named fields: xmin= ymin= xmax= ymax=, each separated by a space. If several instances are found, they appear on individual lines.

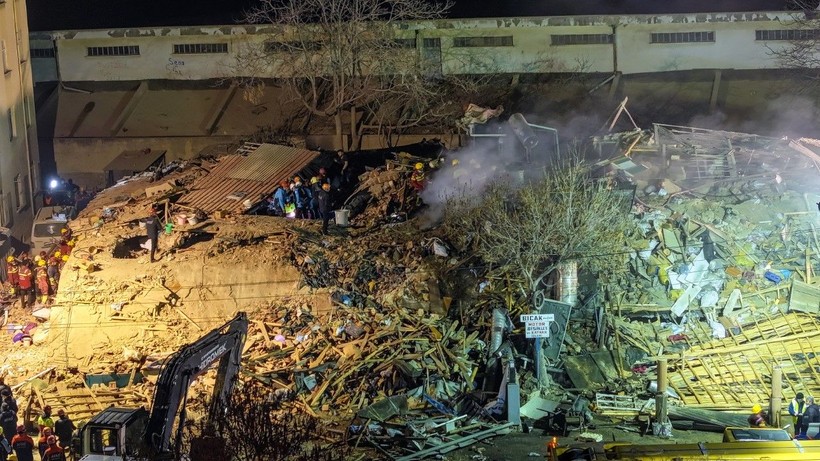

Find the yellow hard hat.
xmin=54 ymin=251 xmax=61 ymax=258
xmin=67 ymin=240 xmax=75 ymax=247
xmin=5 ymin=256 xmax=13 ymax=263
xmin=310 ymin=176 xmax=319 ymax=185
xmin=414 ymin=162 xmax=424 ymax=170
xmin=451 ymin=158 xmax=459 ymax=166
xmin=60 ymin=228 xmax=67 ymax=234
xmin=37 ymin=259 xmax=46 ymax=267
xmin=752 ymin=404 xmax=762 ymax=413
xmin=62 ymin=255 xmax=69 ymax=262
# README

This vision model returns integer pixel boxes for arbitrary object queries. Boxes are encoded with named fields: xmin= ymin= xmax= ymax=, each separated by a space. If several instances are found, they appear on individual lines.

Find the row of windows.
xmin=32 ymin=27 xmax=820 ymax=60
xmin=172 ymin=43 xmax=228 ymax=54
xmin=84 ymin=43 xmax=230 ymax=57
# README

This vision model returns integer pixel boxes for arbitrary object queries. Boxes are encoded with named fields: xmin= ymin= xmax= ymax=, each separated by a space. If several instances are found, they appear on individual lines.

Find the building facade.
xmin=1 ymin=0 xmax=40 ymax=249
xmin=26 ymin=11 xmax=820 ymax=188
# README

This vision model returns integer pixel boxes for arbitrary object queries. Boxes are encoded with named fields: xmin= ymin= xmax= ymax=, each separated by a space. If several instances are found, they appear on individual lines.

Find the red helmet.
xmin=16 ymin=424 xmax=24 ymax=433
xmin=43 ymin=427 xmax=52 ymax=435
xmin=47 ymin=435 xmax=57 ymax=445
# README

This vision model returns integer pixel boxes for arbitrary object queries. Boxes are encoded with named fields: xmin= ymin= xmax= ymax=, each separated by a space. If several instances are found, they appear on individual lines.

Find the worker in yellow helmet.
xmin=410 ymin=162 xmax=426 ymax=192
xmin=5 ymin=256 xmax=18 ymax=296
xmin=748 ymin=403 xmax=768 ymax=427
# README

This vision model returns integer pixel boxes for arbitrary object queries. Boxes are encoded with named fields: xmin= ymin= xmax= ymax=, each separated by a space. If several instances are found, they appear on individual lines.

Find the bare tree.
xmin=238 ymin=0 xmax=455 ymax=150
xmin=442 ymin=152 xmax=632 ymax=307
xmin=763 ymin=5 xmax=820 ymax=81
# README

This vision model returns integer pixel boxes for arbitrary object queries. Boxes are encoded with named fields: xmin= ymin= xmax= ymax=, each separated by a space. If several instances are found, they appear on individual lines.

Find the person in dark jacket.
xmin=0 ymin=391 xmax=15 ymax=414
xmin=0 ymin=405 xmax=14 ymax=444
xmin=316 ymin=183 xmax=332 ymax=235
xmin=53 ymin=409 xmax=75 ymax=453
xmin=802 ymin=396 xmax=820 ymax=438
xmin=143 ymin=206 xmax=161 ymax=263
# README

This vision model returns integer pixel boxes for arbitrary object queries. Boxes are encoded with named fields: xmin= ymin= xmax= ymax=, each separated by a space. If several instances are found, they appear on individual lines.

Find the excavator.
xmin=76 ymin=312 xmax=248 ymax=460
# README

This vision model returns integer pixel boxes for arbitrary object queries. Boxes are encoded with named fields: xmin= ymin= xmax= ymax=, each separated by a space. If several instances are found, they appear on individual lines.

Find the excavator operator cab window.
xmin=89 ymin=426 xmax=121 ymax=455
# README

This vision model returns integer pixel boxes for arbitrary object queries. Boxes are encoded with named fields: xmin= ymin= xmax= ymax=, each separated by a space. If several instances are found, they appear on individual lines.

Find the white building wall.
xmin=31 ymin=11 xmax=809 ymax=81
xmin=0 ymin=0 xmax=40 ymax=246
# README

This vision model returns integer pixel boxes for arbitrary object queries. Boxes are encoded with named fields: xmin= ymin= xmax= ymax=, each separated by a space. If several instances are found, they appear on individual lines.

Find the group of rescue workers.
xmin=4 ymin=228 xmax=75 ymax=311
xmin=748 ymin=392 xmax=820 ymax=439
xmin=0 ymin=377 xmax=75 ymax=460
xmin=264 ymin=168 xmax=336 ymax=234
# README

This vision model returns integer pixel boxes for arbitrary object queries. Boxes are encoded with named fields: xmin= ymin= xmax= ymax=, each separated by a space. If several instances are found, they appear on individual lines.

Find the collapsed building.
xmin=0 ymin=118 xmax=819 ymax=458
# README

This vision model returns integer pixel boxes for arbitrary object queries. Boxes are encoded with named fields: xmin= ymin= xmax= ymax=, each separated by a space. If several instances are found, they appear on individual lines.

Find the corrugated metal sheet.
xmin=179 ymin=144 xmax=319 ymax=214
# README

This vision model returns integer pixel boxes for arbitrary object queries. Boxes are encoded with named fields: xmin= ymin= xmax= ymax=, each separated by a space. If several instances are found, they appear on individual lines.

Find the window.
xmin=14 ymin=174 xmax=27 ymax=211
xmin=392 ymin=38 xmax=417 ymax=49
xmin=264 ymin=41 xmax=322 ymax=52
xmin=551 ymin=34 xmax=613 ymax=46
xmin=650 ymin=31 xmax=714 ymax=44
xmin=87 ymin=46 xmax=140 ymax=57
xmin=173 ymin=43 xmax=228 ymax=54
xmin=453 ymin=36 xmax=514 ymax=47
xmin=423 ymin=38 xmax=440 ymax=48
xmin=1 ymin=40 xmax=9 ymax=74
xmin=756 ymin=29 xmax=820 ymax=41
xmin=30 ymin=48 xmax=55 ymax=58
xmin=6 ymin=108 xmax=15 ymax=141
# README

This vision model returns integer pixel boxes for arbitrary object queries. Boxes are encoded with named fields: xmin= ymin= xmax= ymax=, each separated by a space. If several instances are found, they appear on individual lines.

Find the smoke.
xmin=419 ymin=122 xmax=531 ymax=223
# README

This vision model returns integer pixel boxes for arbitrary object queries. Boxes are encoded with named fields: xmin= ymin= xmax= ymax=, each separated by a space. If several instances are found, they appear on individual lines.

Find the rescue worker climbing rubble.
xmin=17 ymin=262 xmax=33 ymax=310
xmin=410 ymin=162 xmax=426 ymax=192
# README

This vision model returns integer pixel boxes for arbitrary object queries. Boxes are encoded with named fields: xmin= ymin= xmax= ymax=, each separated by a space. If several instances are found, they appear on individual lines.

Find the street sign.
xmin=520 ymin=313 xmax=555 ymax=338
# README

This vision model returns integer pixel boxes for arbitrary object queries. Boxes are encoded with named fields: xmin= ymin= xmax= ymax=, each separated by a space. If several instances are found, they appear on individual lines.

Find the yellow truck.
xmin=549 ymin=427 xmax=820 ymax=461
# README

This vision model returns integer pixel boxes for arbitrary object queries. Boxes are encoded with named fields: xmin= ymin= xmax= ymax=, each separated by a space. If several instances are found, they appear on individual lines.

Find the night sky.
xmin=27 ymin=0 xmax=791 ymax=31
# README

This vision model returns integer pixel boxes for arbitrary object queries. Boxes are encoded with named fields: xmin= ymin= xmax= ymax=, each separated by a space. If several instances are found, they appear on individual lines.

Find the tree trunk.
xmin=350 ymin=106 xmax=361 ymax=151
xmin=334 ymin=112 xmax=344 ymax=151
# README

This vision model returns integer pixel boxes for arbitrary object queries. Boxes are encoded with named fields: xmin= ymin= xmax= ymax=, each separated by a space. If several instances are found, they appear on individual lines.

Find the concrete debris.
xmin=1 ymin=126 xmax=819 ymax=453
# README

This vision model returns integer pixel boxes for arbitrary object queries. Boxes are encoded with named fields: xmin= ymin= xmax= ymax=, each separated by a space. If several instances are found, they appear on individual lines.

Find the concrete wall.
xmin=0 ymin=0 xmax=41 ymax=247
xmin=30 ymin=11 xmax=807 ymax=83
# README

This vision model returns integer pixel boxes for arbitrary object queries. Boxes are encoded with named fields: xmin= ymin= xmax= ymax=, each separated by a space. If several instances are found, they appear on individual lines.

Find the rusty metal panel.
xmin=179 ymin=144 xmax=318 ymax=214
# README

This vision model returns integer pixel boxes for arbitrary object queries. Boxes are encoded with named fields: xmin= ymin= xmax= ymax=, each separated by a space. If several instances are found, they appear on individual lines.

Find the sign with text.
xmin=520 ymin=313 xmax=555 ymax=338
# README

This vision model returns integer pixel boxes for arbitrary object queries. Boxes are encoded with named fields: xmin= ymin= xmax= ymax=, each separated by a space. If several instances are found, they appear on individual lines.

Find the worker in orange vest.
xmin=17 ymin=262 xmax=33 ymax=310
xmin=5 ymin=257 xmax=18 ymax=296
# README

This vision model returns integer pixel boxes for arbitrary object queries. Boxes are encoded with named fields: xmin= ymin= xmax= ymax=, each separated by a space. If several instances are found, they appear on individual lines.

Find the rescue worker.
xmin=37 ymin=406 xmax=54 ymax=436
xmin=292 ymin=176 xmax=312 ymax=219
xmin=0 ymin=391 xmax=14 ymax=415
xmin=37 ymin=427 xmax=53 ymax=459
xmin=17 ymin=261 xmax=33 ymax=310
xmin=410 ymin=162 xmax=426 ymax=192
xmin=11 ymin=424 xmax=34 ymax=461
xmin=42 ymin=435 xmax=65 ymax=461
xmin=317 ymin=182 xmax=332 ymax=235
xmin=802 ymin=396 xmax=820 ymax=438
xmin=271 ymin=180 xmax=290 ymax=216
xmin=790 ymin=392 xmax=806 ymax=433
xmin=53 ymin=410 xmax=75 ymax=458
xmin=47 ymin=257 xmax=60 ymax=292
xmin=0 ymin=404 xmax=15 ymax=444
xmin=144 ymin=206 xmax=161 ymax=263
xmin=748 ymin=403 xmax=768 ymax=427
xmin=35 ymin=259 xmax=49 ymax=305
xmin=310 ymin=176 xmax=321 ymax=219
xmin=0 ymin=390 xmax=14 ymax=414
xmin=0 ymin=426 xmax=10 ymax=461
xmin=5 ymin=257 xmax=17 ymax=296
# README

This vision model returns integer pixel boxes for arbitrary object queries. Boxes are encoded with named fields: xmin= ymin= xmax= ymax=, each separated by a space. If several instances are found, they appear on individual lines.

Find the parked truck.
xmin=77 ymin=312 xmax=248 ymax=460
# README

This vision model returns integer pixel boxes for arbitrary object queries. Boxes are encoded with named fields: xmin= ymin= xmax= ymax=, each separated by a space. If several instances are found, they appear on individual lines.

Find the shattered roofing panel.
xmin=179 ymin=144 xmax=319 ymax=214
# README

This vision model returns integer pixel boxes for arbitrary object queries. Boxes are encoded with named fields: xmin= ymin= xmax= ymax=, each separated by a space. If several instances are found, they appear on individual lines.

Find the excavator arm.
xmin=143 ymin=312 xmax=248 ymax=456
